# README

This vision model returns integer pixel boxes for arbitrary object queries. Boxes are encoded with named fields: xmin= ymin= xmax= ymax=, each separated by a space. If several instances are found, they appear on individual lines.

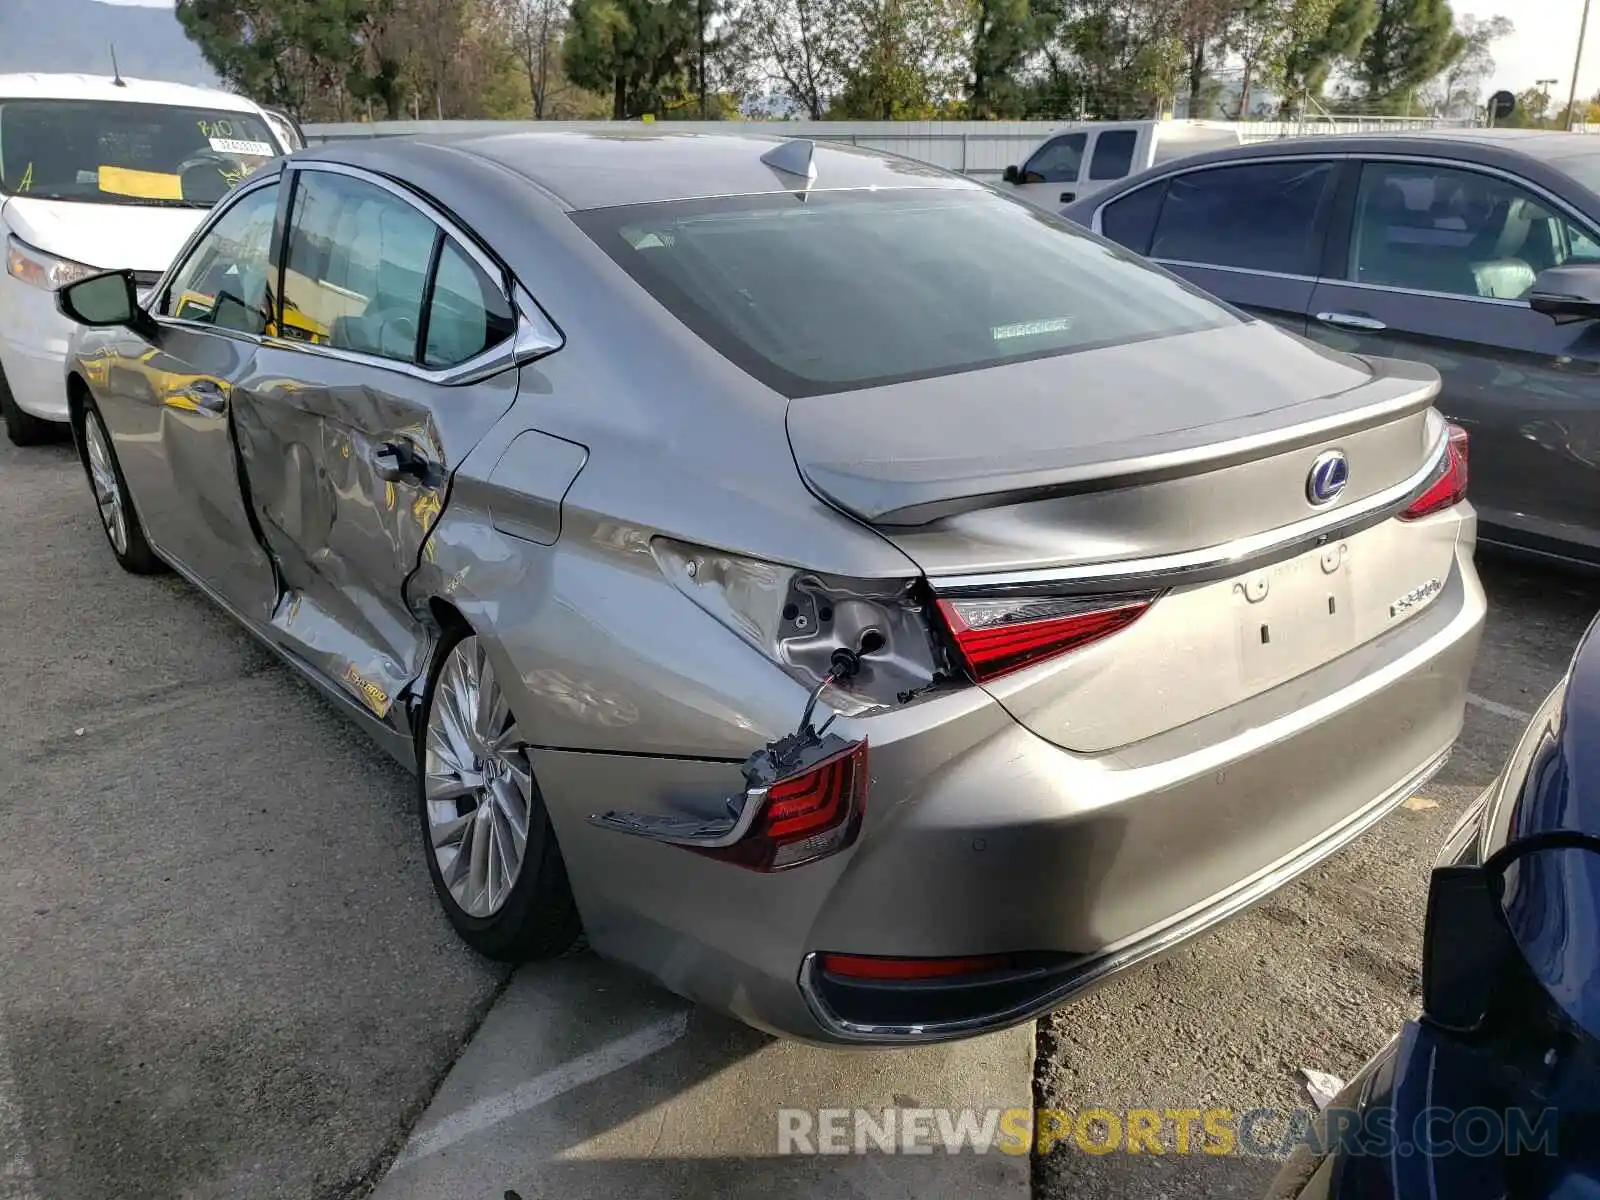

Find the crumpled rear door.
xmin=234 ymin=352 xmax=517 ymax=723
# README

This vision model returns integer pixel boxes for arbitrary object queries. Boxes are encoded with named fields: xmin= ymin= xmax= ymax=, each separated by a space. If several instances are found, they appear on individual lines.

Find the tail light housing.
xmin=695 ymin=738 xmax=868 ymax=872
xmin=1400 ymin=424 xmax=1469 ymax=521
xmin=935 ymin=592 xmax=1156 ymax=682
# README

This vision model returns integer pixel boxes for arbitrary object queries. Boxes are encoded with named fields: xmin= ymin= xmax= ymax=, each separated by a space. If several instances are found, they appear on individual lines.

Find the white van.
xmin=999 ymin=120 xmax=1244 ymax=212
xmin=0 ymin=74 xmax=286 ymax=444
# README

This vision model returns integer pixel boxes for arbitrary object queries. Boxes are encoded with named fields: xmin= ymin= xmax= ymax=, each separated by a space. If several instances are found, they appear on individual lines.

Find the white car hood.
xmin=2 ymin=196 xmax=206 ymax=275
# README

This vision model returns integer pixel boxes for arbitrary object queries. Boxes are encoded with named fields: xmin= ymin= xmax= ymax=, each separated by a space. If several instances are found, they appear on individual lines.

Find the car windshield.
xmin=0 ymin=99 xmax=282 ymax=208
xmin=573 ymin=188 xmax=1239 ymax=397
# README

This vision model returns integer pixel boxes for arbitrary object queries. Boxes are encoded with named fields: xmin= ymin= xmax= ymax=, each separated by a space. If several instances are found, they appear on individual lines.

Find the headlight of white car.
xmin=5 ymin=235 xmax=100 ymax=291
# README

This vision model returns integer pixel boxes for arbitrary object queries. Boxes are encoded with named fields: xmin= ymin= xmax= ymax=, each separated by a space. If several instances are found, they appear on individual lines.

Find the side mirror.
xmin=1529 ymin=264 xmax=1600 ymax=325
xmin=56 ymin=269 xmax=140 ymax=328
xmin=1001 ymin=164 xmax=1021 ymax=185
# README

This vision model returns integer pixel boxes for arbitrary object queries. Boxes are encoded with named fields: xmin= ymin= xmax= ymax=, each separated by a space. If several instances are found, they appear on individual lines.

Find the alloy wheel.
xmin=84 ymin=411 xmax=128 ymax=556
xmin=424 ymin=636 xmax=533 ymax=918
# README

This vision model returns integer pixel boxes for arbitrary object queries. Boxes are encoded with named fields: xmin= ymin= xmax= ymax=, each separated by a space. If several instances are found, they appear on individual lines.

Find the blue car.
xmin=1273 ymin=611 xmax=1600 ymax=1198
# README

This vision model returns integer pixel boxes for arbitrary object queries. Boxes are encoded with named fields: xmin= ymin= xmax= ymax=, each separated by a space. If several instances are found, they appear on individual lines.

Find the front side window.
xmin=1149 ymin=160 xmax=1336 ymax=275
xmin=1023 ymin=134 xmax=1087 ymax=184
xmin=1089 ymin=130 xmax=1138 ymax=181
xmin=0 ymin=100 xmax=281 ymax=207
xmin=280 ymin=170 xmax=438 ymax=363
xmin=159 ymin=182 xmax=280 ymax=334
xmin=1349 ymin=161 xmax=1600 ymax=300
xmin=574 ymin=188 xmax=1238 ymax=398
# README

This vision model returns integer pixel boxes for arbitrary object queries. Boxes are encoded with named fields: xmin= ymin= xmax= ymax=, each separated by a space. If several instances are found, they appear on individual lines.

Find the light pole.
xmin=1565 ymin=0 xmax=1594 ymax=129
xmin=1537 ymin=77 xmax=1559 ymax=125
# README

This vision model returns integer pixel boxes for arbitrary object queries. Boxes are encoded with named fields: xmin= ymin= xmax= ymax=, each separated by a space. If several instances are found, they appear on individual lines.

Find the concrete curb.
xmin=371 ymin=955 xmax=1034 ymax=1199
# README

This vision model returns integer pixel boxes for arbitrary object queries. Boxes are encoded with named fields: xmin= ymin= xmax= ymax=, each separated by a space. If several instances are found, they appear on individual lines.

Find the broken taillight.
xmin=697 ymin=738 xmax=869 ymax=872
xmin=1400 ymin=424 xmax=1469 ymax=521
xmin=935 ymin=592 xmax=1156 ymax=683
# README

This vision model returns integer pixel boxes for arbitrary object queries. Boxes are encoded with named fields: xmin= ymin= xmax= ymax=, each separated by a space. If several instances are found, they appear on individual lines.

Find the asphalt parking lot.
xmin=1 ymin=430 xmax=1595 ymax=1200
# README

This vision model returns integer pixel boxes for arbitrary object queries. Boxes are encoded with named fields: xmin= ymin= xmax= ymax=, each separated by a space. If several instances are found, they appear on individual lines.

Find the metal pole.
xmin=1566 ymin=0 xmax=1594 ymax=129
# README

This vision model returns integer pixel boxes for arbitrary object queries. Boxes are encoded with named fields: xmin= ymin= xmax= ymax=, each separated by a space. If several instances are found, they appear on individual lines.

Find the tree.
xmin=564 ymin=0 xmax=700 ymax=118
xmin=1228 ymin=0 xmax=1338 ymax=120
xmin=746 ymin=0 xmax=843 ymax=118
xmin=177 ymin=0 xmax=367 ymax=117
xmin=1053 ymin=0 xmax=1187 ymax=119
xmin=1176 ymin=0 xmax=1247 ymax=116
xmin=827 ymin=0 xmax=968 ymax=120
xmin=1355 ymin=0 xmax=1466 ymax=109
xmin=1280 ymin=0 xmax=1376 ymax=109
xmin=969 ymin=0 xmax=1046 ymax=117
xmin=1426 ymin=13 xmax=1512 ymax=118
xmin=501 ymin=0 xmax=568 ymax=117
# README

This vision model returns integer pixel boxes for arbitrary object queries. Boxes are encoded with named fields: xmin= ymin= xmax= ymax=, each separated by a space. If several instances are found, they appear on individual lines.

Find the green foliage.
xmin=1281 ymin=0 xmax=1375 ymax=101
xmin=1355 ymin=0 xmax=1465 ymax=106
xmin=969 ymin=0 xmax=1048 ymax=117
xmin=173 ymin=0 xmax=1495 ymax=126
xmin=826 ymin=0 xmax=968 ymax=119
xmin=564 ymin=0 xmax=705 ymax=118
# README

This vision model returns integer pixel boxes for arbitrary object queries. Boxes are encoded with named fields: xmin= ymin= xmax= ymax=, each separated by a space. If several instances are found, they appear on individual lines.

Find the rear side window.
xmin=1099 ymin=183 xmax=1166 ymax=255
xmin=1150 ymin=161 xmax=1335 ymax=275
xmin=423 ymin=237 xmax=516 ymax=368
xmin=1089 ymin=131 xmax=1138 ymax=181
xmin=574 ymin=189 xmax=1237 ymax=398
xmin=1022 ymin=134 xmax=1086 ymax=183
xmin=281 ymin=170 xmax=438 ymax=362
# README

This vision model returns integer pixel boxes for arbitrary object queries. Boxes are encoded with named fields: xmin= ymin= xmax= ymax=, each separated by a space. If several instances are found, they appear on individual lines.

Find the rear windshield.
xmin=573 ymin=188 xmax=1238 ymax=397
xmin=0 ymin=99 xmax=282 ymax=208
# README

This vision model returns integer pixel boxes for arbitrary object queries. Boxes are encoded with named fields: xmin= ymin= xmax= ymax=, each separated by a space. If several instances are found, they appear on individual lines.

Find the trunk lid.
xmin=786 ymin=323 xmax=1459 ymax=753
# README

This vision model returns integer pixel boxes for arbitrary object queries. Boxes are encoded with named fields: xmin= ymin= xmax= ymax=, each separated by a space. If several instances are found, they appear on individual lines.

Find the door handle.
xmin=370 ymin=440 xmax=434 ymax=483
xmin=1315 ymin=311 xmax=1388 ymax=332
xmin=1060 ymin=191 xmax=1077 ymax=203
xmin=170 ymin=379 xmax=228 ymax=415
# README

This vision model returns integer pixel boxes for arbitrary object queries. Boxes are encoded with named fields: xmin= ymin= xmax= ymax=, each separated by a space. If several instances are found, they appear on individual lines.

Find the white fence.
xmin=301 ymin=115 xmax=1484 ymax=178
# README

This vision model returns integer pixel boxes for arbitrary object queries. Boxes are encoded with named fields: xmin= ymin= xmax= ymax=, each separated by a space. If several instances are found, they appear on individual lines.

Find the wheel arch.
xmin=65 ymin=371 xmax=92 ymax=464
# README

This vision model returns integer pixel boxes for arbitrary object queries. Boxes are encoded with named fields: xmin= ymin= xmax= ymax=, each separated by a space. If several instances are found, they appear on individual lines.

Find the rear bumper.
xmin=539 ymin=536 xmax=1485 ymax=1044
xmin=801 ymin=743 xmax=1452 ymax=1042
xmin=0 ymin=273 xmax=73 ymax=421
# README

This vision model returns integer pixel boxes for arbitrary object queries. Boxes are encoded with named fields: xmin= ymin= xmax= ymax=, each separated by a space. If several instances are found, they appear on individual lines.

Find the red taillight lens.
xmin=935 ymin=592 xmax=1155 ymax=682
xmin=1400 ymin=425 xmax=1469 ymax=521
xmin=698 ymin=739 xmax=868 ymax=872
xmin=817 ymin=953 xmax=1015 ymax=980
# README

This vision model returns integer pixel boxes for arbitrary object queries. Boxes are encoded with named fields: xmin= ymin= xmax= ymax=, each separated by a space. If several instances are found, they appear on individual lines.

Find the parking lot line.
xmin=389 ymin=1011 xmax=691 ymax=1170
xmin=1465 ymin=692 xmax=1533 ymax=722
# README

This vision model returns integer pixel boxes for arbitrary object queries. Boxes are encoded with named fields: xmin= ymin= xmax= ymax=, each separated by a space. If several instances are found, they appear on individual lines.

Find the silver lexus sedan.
xmin=54 ymin=131 xmax=1485 ymax=1044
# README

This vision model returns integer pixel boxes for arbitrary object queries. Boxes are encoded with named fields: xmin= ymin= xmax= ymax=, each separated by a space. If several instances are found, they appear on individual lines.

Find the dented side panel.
xmin=233 ymin=347 xmax=517 ymax=722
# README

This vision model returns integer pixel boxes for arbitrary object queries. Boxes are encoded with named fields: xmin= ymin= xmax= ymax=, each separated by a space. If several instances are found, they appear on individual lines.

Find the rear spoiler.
xmin=794 ymin=355 xmax=1440 ymax=527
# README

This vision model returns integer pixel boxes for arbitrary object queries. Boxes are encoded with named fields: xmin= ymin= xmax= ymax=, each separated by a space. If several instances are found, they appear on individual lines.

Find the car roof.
xmin=0 ymin=73 xmax=261 ymax=112
xmin=1136 ymin=127 xmax=1600 ymax=174
xmin=300 ymin=130 xmax=981 ymax=210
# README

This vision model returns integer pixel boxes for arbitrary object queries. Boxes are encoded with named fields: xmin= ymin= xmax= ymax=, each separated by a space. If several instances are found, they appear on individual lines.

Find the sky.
xmin=96 ymin=0 xmax=1600 ymax=107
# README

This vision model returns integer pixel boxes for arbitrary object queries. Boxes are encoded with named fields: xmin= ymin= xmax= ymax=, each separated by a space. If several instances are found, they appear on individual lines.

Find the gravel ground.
xmin=0 ymin=435 xmax=506 ymax=1200
xmin=1032 ymin=552 xmax=1598 ymax=1199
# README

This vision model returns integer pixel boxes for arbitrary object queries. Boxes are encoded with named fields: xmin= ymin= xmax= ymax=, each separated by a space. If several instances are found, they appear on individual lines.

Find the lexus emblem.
xmin=1307 ymin=450 xmax=1349 ymax=506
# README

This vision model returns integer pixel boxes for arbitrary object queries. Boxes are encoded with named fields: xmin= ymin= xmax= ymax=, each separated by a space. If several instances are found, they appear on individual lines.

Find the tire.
xmin=79 ymin=399 xmax=165 ymax=575
xmin=0 ymin=365 xmax=59 ymax=446
xmin=417 ymin=627 xmax=581 ymax=961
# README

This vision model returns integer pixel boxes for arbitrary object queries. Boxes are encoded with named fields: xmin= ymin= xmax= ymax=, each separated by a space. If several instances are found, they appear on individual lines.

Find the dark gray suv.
xmin=1063 ymin=130 xmax=1600 ymax=569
